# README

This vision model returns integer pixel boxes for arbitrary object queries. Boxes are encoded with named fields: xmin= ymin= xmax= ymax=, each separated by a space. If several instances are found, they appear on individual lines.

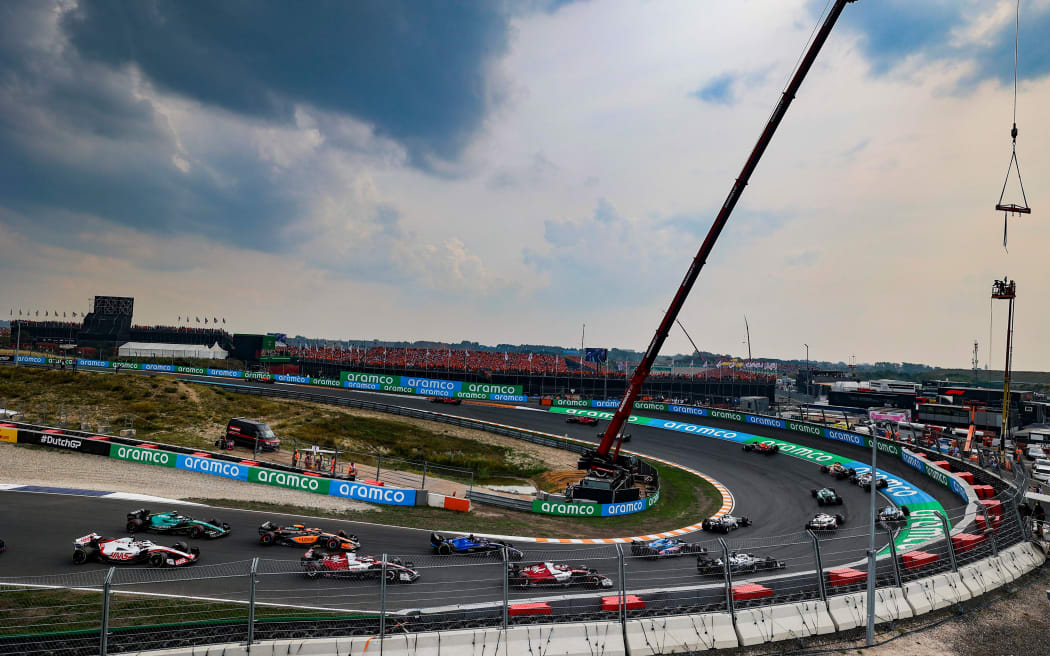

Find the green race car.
xmin=810 ymin=487 xmax=843 ymax=506
xmin=126 ymin=509 xmax=231 ymax=539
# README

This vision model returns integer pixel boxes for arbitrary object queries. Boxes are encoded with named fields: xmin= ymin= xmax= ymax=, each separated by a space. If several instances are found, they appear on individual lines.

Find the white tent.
xmin=118 ymin=342 xmax=229 ymax=360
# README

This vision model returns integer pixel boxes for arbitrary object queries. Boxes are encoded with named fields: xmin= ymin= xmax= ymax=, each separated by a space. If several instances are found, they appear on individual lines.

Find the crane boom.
xmin=592 ymin=0 xmax=858 ymax=460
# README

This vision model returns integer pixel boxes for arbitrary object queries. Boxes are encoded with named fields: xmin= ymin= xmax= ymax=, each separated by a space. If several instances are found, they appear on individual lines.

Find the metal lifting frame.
xmin=594 ymin=0 xmax=859 ymax=460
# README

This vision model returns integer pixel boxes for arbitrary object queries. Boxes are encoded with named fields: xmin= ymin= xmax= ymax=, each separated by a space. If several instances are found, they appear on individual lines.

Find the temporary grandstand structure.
xmin=118 ymin=342 xmax=228 ymax=360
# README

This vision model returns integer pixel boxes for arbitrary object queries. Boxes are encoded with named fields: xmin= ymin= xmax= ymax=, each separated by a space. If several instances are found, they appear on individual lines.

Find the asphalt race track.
xmin=0 ymin=371 xmax=964 ymax=614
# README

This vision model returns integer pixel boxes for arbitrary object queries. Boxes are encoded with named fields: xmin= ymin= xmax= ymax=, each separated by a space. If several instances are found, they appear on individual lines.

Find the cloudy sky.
xmin=1 ymin=0 xmax=1048 ymax=370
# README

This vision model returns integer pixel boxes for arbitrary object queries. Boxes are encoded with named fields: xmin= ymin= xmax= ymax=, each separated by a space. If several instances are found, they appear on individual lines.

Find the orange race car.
xmin=257 ymin=521 xmax=360 ymax=550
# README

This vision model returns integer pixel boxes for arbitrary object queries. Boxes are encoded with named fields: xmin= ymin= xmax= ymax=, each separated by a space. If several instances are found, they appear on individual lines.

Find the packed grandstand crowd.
xmin=270 ymin=344 xmax=776 ymax=381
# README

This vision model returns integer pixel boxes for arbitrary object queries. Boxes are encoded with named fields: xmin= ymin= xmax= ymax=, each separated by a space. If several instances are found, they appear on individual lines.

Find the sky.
xmin=1 ymin=0 xmax=1049 ymax=370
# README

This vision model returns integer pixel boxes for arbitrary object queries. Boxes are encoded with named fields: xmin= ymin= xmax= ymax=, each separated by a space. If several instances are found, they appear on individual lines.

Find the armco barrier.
xmin=2 ymin=422 xmax=419 ymax=507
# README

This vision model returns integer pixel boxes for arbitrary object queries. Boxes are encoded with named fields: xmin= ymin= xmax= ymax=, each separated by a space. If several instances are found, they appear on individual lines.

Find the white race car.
xmin=851 ymin=472 xmax=888 ymax=492
xmin=300 ymin=548 xmax=419 ymax=582
xmin=72 ymin=533 xmax=200 ymax=567
xmin=878 ymin=505 xmax=910 ymax=524
xmin=806 ymin=513 xmax=846 ymax=531
xmin=701 ymin=514 xmax=753 ymax=534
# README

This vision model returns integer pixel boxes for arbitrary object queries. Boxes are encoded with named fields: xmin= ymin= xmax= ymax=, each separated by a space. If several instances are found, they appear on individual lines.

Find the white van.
xmin=1032 ymin=464 xmax=1050 ymax=484
xmin=1027 ymin=444 xmax=1048 ymax=460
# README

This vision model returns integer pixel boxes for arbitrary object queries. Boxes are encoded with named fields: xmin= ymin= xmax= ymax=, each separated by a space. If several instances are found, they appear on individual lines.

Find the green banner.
xmin=786 ymin=420 xmax=824 ymax=437
xmin=531 ymin=499 xmax=600 ymax=516
xmin=248 ymin=467 xmax=332 ymax=494
xmin=109 ymin=444 xmax=177 ymax=467
xmin=708 ymin=409 xmax=744 ymax=422
xmin=634 ymin=401 xmax=668 ymax=412
xmin=175 ymin=365 xmax=207 ymax=375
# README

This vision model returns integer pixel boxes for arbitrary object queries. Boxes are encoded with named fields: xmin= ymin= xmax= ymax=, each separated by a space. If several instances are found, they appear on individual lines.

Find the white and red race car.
xmin=508 ymin=562 xmax=614 ymax=589
xmin=71 ymin=533 xmax=200 ymax=567
xmin=300 ymin=548 xmax=420 ymax=583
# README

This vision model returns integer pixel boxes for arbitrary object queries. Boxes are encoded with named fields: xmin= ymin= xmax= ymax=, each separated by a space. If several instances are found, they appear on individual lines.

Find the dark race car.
xmin=697 ymin=552 xmax=786 ymax=576
xmin=742 ymin=442 xmax=780 ymax=455
xmin=701 ymin=514 xmax=752 ymax=534
xmin=258 ymin=521 xmax=360 ymax=550
xmin=72 ymin=533 xmax=200 ymax=567
xmin=819 ymin=463 xmax=856 ymax=480
xmin=428 ymin=397 xmax=463 ymax=405
xmin=878 ymin=505 xmax=910 ymax=524
xmin=566 ymin=415 xmax=599 ymax=426
xmin=806 ymin=513 xmax=846 ymax=531
xmin=851 ymin=472 xmax=889 ymax=492
xmin=508 ymin=562 xmax=614 ymax=589
xmin=126 ymin=509 xmax=231 ymax=539
xmin=0 ymin=538 xmax=5 ymax=553
xmin=301 ymin=548 xmax=420 ymax=583
xmin=430 ymin=533 xmax=523 ymax=560
xmin=630 ymin=537 xmax=707 ymax=559
xmin=811 ymin=487 xmax=843 ymax=506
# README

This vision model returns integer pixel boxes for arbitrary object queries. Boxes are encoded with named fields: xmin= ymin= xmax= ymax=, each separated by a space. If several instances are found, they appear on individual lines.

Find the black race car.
xmin=743 ymin=442 xmax=780 ymax=455
xmin=258 ymin=522 xmax=360 ymax=550
xmin=430 ymin=533 xmax=523 ymax=560
xmin=701 ymin=514 xmax=752 ymax=534
xmin=72 ymin=533 xmax=200 ymax=567
xmin=630 ymin=538 xmax=707 ymax=559
xmin=0 ymin=538 xmax=5 ymax=553
xmin=811 ymin=487 xmax=843 ymax=506
xmin=566 ymin=415 xmax=599 ymax=426
xmin=820 ymin=463 xmax=856 ymax=480
xmin=878 ymin=505 xmax=910 ymax=524
xmin=697 ymin=552 xmax=786 ymax=576
xmin=851 ymin=472 xmax=889 ymax=492
xmin=806 ymin=513 xmax=846 ymax=531
xmin=126 ymin=509 xmax=231 ymax=539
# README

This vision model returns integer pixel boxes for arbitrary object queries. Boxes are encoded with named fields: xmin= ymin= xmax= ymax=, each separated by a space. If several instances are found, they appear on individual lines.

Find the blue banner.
xmin=328 ymin=480 xmax=416 ymax=506
xmin=176 ymin=454 xmax=250 ymax=481
xmin=77 ymin=359 xmax=109 ymax=368
xmin=15 ymin=356 xmax=45 ymax=364
xmin=745 ymin=415 xmax=786 ymax=430
xmin=824 ymin=428 xmax=867 ymax=447
xmin=668 ymin=405 xmax=709 ymax=417
xmin=276 ymin=374 xmax=310 ymax=384
xmin=207 ymin=368 xmax=242 ymax=378
xmin=490 ymin=394 xmax=529 ymax=403
xmin=142 ymin=363 xmax=174 ymax=372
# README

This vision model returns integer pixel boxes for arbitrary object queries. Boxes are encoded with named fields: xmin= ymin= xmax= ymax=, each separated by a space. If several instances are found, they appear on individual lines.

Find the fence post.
xmin=616 ymin=543 xmax=630 ymax=656
xmin=502 ymin=546 xmax=510 ymax=648
xmin=376 ymin=454 xmax=383 ymax=480
xmin=718 ymin=538 xmax=735 ymax=620
xmin=935 ymin=512 xmax=957 ymax=572
xmin=379 ymin=553 xmax=388 ymax=656
xmin=1008 ymin=495 xmax=1030 ymax=541
xmin=421 ymin=462 xmax=428 ymax=489
xmin=806 ymin=530 xmax=827 ymax=602
xmin=247 ymin=557 xmax=258 ymax=647
xmin=101 ymin=567 xmax=115 ymax=656
xmin=884 ymin=529 xmax=902 ymax=588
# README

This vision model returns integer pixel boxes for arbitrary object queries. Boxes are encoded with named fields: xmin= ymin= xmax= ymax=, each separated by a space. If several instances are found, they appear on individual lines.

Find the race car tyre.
xmin=303 ymin=563 xmax=321 ymax=579
xmin=835 ymin=514 xmax=845 ymax=525
xmin=511 ymin=577 xmax=528 ymax=588
xmin=71 ymin=548 xmax=89 ymax=565
xmin=847 ymin=469 xmax=856 ymax=477
xmin=836 ymin=498 xmax=843 ymax=505
xmin=173 ymin=542 xmax=189 ymax=553
xmin=817 ymin=497 xmax=824 ymax=506
xmin=772 ymin=445 xmax=780 ymax=452
xmin=811 ymin=489 xmax=818 ymax=497
xmin=901 ymin=506 xmax=910 ymax=516
xmin=589 ymin=576 xmax=603 ymax=588
xmin=820 ymin=465 xmax=829 ymax=473
xmin=149 ymin=553 xmax=165 ymax=567
xmin=863 ymin=483 xmax=871 ymax=492
xmin=740 ymin=517 xmax=753 ymax=527
xmin=438 ymin=543 xmax=452 ymax=556
xmin=189 ymin=526 xmax=203 ymax=539
xmin=385 ymin=569 xmax=398 ymax=584
xmin=743 ymin=445 xmax=753 ymax=452
xmin=259 ymin=532 xmax=275 ymax=545
xmin=126 ymin=519 xmax=142 ymax=533
xmin=326 ymin=537 xmax=340 ymax=550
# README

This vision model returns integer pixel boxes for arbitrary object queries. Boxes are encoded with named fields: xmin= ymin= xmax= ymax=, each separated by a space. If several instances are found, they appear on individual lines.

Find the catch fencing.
xmin=0 ymin=481 xmax=1036 ymax=656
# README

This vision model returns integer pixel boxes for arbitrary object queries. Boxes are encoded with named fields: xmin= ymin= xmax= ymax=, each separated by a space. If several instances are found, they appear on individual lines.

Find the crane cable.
xmin=997 ymin=0 xmax=1030 ymax=248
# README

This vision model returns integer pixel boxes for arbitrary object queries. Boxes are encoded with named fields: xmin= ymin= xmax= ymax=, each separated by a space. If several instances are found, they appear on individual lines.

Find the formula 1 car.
xmin=126 ymin=509 xmax=231 ymax=539
xmin=258 ymin=521 xmax=360 ymax=550
xmin=811 ymin=487 xmax=843 ymax=506
xmin=701 ymin=514 xmax=753 ymax=534
xmin=742 ymin=442 xmax=780 ymax=455
xmin=72 ymin=533 xmax=200 ymax=567
xmin=429 ymin=397 xmax=462 ymax=405
xmin=697 ymin=552 xmax=786 ymax=576
xmin=630 ymin=538 xmax=707 ymax=559
xmin=301 ymin=548 xmax=420 ymax=583
xmin=508 ymin=562 xmax=614 ymax=589
xmin=851 ymin=472 xmax=888 ymax=492
xmin=566 ymin=415 xmax=600 ymax=426
xmin=508 ymin=562 xmax=613 ymax=587
xmin=806 ymin=513 xmax=846 ymax=531
xmin=0 ymin=538 xmax=5 ymax=553
xmin=430 ymin=533 xmax=523 ymax=560
xmin=878 ymin=505 xmax=910 ymax=524
xmin=819 ymin=463 xmax=856 ymax=480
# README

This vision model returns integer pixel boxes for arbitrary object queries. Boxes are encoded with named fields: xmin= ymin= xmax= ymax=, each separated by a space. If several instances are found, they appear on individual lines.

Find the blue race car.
xmin=126 ymin=509 xmax=231 ymax=539
xmin=430 ymin=533 xmax=523 ymax=560
xmin=630 ymin=537 xmax=707 ymax=559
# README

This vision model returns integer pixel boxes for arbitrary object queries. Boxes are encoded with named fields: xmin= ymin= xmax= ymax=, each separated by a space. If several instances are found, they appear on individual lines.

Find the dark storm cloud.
xmin=61 ymin=0 xmax=515 ymax=166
